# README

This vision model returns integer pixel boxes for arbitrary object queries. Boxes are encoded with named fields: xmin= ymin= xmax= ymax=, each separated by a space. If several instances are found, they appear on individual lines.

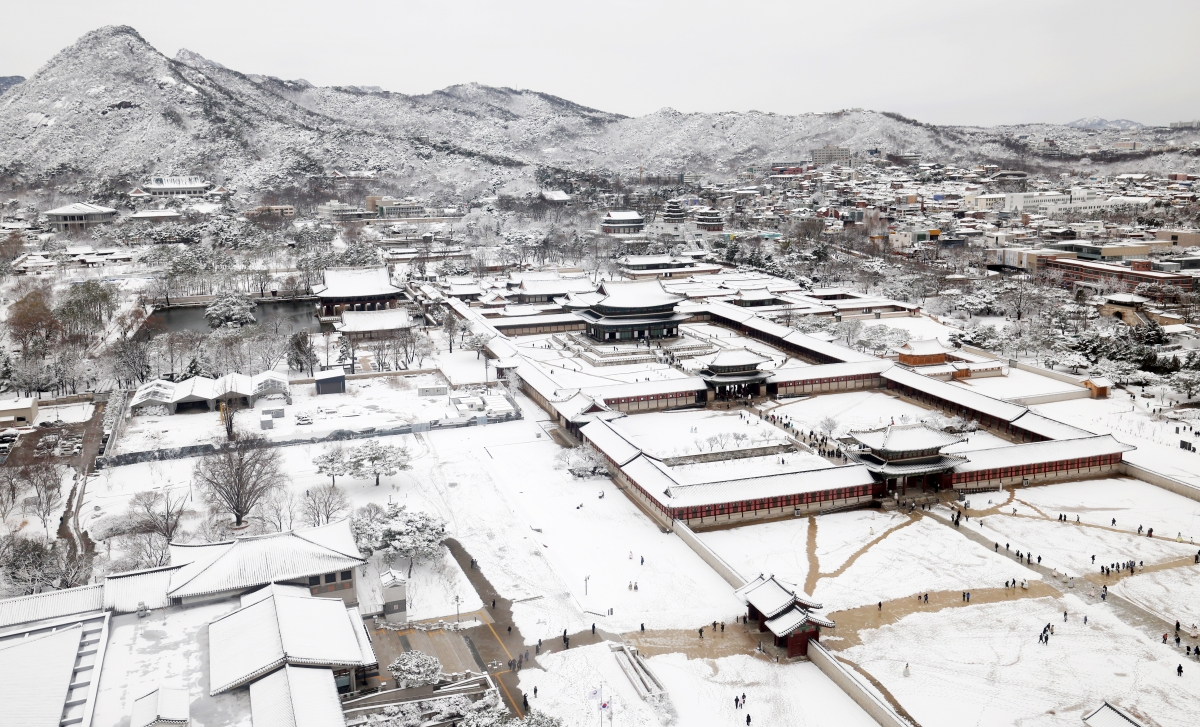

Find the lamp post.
xmin=454 ymin=594 xmax=461 ymax=623
xmin=584 ymin=575 xmax=590 ymax=596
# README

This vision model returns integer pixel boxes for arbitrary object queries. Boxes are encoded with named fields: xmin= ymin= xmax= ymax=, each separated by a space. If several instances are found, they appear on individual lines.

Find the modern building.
xmin=44 ymin=203 xmax=117 ymax=232
xmin=1155 ymin=229 xmax=1200 ymax=248
xmin=811 ymin=145 xmax=852 ymax=166
xmin=575 ymin=280 xmax=689 ymax=342
xmin=141 ymin=176 xmax=211 ymax=197
xmin=247 ymin=205 xmax=297 ymax=219
xmin=130 ymin=371 xmax=290 ymax=415
xmin=312 ymin=266 xmax=405 ymax=320
xmin=367 ymin=196 xmax=426 ymax=219
xmin=1042 ymin=258 xmax=1194 ymax=295
xmin=314 ymin=368 xmax=347 ymax=395
xmin=1045 ymin=241 xmax=1149 ymax=263
xmin=601 ymin=210 xmax=645 ymax=234
xmin=316 ymin=200 xmax=370 ymax=221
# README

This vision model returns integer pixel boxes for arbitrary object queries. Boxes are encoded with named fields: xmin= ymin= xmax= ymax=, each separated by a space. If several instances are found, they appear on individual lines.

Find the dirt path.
xmin=804 ymin=512 xmax=919 ymax=595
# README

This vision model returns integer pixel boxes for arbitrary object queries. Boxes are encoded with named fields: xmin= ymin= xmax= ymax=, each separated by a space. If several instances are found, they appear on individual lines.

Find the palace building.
xmin=844 ymin=423 xmax=968 ymax=495
xmin=736 ymin=575 xmax=833 ymax=659
xmin=313 ymin=267 xmax=405 ymax=321
xmin=694 ymin=207 xmax=725 ymax=231
xmin=574 ymin=280 xmax=689 ymax=342
xmin=698 ymin=347 xmax=772 ymax=399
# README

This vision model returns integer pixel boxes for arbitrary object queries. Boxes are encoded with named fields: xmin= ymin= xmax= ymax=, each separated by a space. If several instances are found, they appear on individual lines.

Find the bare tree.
xmin=126 ymin=490 xmax=193 ymax=542
xmin=301 ymin=484 xmax=350 ymax=527
xmin=259 ymin=488 xmax=297 ymax=532
xmin=818 ymin=416 xmax=840 ymax=438
xmin=192 ymin=436 xmax=287 ymax=526
xmin=0 ymin=468 xmax=26 ymax=525
xmin=25 ymin=463 xmax=65 ymax=536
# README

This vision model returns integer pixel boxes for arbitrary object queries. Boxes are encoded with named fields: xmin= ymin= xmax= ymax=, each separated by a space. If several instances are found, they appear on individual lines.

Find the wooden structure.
xmin=736 ymin=575 xmax=833 ymax=658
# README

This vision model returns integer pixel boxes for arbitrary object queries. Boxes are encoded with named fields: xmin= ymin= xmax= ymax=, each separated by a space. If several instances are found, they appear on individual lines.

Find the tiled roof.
xmin=0 ymin=585 xmax=104 ymax=629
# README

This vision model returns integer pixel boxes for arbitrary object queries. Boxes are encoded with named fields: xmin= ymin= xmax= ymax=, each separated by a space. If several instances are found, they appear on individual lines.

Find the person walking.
xmin=534 ymin=686 xmax=538 ymax=698
xmin=734 ymin=696 xmax=740 ymax=709
xmin=591 ymin=623 xmax=595 ymax=635
xmin=746 ymin=715 xmax=752 ymax=726
xmin=1064 ymin=611 xmax=1068 ymax=622
xmin=1179 ymin=664 xmax=1184 ymax=677
xmin=523 ymin=694 xmax=529 ymax=711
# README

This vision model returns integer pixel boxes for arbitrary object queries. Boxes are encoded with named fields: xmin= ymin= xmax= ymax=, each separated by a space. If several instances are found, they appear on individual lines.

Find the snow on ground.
xmin=699 ymin=510 xmax=908 ymax=590
xmin=841 ymin=593 xmax=1200 ymax=727
xmin=92 ymin=601 xmax=249 ymax=727
xmin=1014 ymin=478 xmax=1200 ymax=544
xmin=116 ymin=373 xmax=459 ymax=453
xmin=949 ymin=367 xmax=1086 ymax=400
xmin=815 ymin=509 xmax=911 ymax=572
xmin=700 ymin=519 xmax=814 ymax=588
xmin=92 ymin=392 xmax=743 ymax=641
xmin=403 ymin=544 xmax=484 ymax=621
xmin=1112 ymin=565 xmax=1200 ymax=632
xmin=34 ymin=402 xmax=94 ymax=425
xmin=812 ymin=517 xmax=1040 ymax=612
xmin=609 ymin=409 xmax=789 ymax=459
xmin=1032 ymin=397 xmax=1200 ymax=488
xmin=868 ymin=315 xmax=960 ymax=344
xmin=975 ymin=511 xmax=1196 ymax=578
xmin=680 ymin=323 xmax=799 ymax=365
xmin=667 ymin=452 xmax=831 ymax=484
xmin=517 ymin=642 xmax=877 ymax=727
xmin=774 ymin=390 xmax=945 ymax=435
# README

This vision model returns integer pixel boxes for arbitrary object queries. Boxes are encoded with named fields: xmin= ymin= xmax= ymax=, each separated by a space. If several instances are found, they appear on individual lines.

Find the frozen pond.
xmin=145 ymin=299 xmax=322 ymax=334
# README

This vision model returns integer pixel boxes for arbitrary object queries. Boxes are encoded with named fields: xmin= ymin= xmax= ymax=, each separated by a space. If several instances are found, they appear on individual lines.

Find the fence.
xmin=808 ymin=642 xmax=911 ymax=727
xmin=1122 ymin=461 xmax=1200 ymax=503
xmin=671 ymin=520 xmax=747 ymax=589
xmin=95 ymin=402 xmax=521 ymax=469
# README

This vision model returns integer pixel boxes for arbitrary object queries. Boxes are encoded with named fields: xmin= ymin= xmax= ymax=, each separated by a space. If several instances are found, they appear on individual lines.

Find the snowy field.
xmin=90 ymin=392 xmax=744 ymax=638
xmin=773 ymin=390 xmax=1009 ymax=446
xmin=1112 ymin=565 xmax=1200 ymax=632
xmin=1014 ymin=478 xmax=1200 ymax=544
xmin=115 ymin=373 xmax=485 ymax=454
xmin=518 ymin=642 xmax=878 ymax=727
xmin=33 ymin=402 xmax=95 ymax=425
xmin=1032 ymin=397 xmax=1200 ymax=488
xmin=840 ymin=594 xmax=1200 ymax=727
xmin=403 ymin=544 xmax=484 ymax=621
xmin=949 ymin=367 xmax=1086 ymax=400
xmin=865 ymin=315 xmax=960 ymax=344
xmin=698 ymin=510 xmax=908 ymax=589
xmin=680 ymin=322 xmax=800 ymax=365
xmin=608 ymin=409 xmax=790 ymax=459
xmin=811 ymin=516 xmax=1040 ymax=612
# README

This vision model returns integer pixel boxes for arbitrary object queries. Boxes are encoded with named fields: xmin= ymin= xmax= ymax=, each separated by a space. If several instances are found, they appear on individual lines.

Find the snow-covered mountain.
xmin=0 ymin=76 xmax=22 ymax=96
xmin=1066 ymin=117 xmax=1145 ymax=131
xmin=0 ymin=26 xmax=1196 ymax=196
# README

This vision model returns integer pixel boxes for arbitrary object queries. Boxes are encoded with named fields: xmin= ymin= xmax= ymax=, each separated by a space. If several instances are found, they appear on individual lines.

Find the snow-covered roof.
xmin=649 ymin=461 xmax=876 ymax=509
xmin=735 ymin=574 xmax=823 ymax=619
xmin=603 ymin=210 xmax=643 ymax=221
xmin=249 ymin=665 xmax=345 ymax=727
xmin=45 ymin=202 xmax=116 ymax=216
xmin=882 ymin=366 xmax=1028 ymax=422
xmin=130 ymin=687 xmax=189 ymax=727
xmin=208 ymin=591 xmax=368 ymax=694
xmin=103 ymin=564 xmax=184 ymax=613
xmin=1083 ymin=702 xmax=1147 ymax=727
xmin=595 ymin=280 xmax=682 ymax=309
xmin=334 ymin=308 xmax=412 ymax=333
xmin=768 ymin=360 xmax=892 ymax=384
xmin=580 ymin=419 xmax=642 ymax=467
xmin=709 ymin=347 xmax=770 ymax=368
xmin=0 ymin=625 xmax=84 ymax=727
xmin=131 ymin=371 xmax=289 ymax=408
xmin=0 ymin=584 xmax=104 ymax=628
xmin=764 ymin=605 xmax=835 ymax=637
xmin=168 ymin=520 xmax=364 ymax=600
xmin=1010 ymin=411 xmax=1094 ymax=441
xmin=953 ymin=435 xmax=1134 ymax=474
xmin=896 ymin=339 xmax=950 ymax=355
xmin=778 ymin=328 xmax=879 ymax=363
xmin=849 ymin=424 xmax=966 ymax=452
xmin=580 ymin=376 xmax=708 ymax=402
xmin=128 ymin=209 xmax=183 ymax=220
xmin=312 ymin=267 xmax=398 ymax=298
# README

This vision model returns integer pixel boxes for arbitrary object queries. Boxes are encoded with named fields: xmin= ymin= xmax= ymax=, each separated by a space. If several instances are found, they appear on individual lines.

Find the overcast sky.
xmin=4 ymin=0 xmax=1199 ymax=127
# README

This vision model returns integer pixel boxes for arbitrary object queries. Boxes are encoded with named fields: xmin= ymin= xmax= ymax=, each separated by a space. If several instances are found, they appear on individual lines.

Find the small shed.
xmin=417 ymin=385 xmax=449 ymax=397
xmin=1083 ymin=377 xmax=1112 ymax=399
xmin=130 ymin=686 xmax=189 ymax=727
xmin=380 ymin=569 xmax=407 ymax=624
xmin=314 ymin=369 xmax=346 ymax=396
xmin=0 ymin=398 xmax=37 ymax=425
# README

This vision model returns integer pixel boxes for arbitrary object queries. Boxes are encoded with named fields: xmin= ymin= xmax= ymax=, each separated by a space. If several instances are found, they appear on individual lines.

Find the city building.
xmin=141 ymin=176 xmax=211 ymax=197
xmin=1042 ymin=258 xmax=1194 ymax=295
xmin=316 ymin=200 xmax=370 ymax=221
xmin=44 ymin=203 xmax=117 ymax=232
xmin=811 ymin=145 xmax=851 ymax=166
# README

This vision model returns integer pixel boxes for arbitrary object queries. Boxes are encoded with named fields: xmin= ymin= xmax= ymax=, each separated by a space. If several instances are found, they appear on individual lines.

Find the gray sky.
xmin=5 ymin=0 xmax=1199 ymax=127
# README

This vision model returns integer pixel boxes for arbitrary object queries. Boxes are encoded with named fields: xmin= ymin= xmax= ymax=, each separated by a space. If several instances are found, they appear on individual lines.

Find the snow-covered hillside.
xmin=2 ymin=25 xmax=1198 ymax=193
